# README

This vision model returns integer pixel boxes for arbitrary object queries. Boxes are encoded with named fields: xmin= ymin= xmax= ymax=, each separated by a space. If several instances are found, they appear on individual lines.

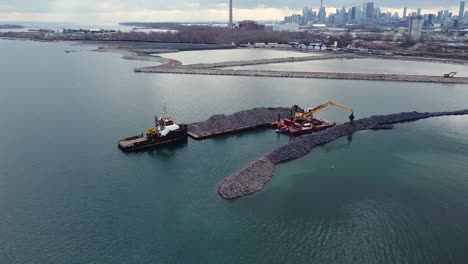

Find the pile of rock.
xmin=219 ymin=109 xmax=468 ymax=200
xmin=218 ymin=158 xmax=275 ymax=199
xmin=188 ymin=107 xmax=294 ymax=137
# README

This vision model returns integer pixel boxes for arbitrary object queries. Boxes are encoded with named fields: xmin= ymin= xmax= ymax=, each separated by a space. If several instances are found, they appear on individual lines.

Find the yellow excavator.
xmin=443 ymin=72 xmax=457 ymax=78
xmin=295 ymin=101 xmax=354 ymax=122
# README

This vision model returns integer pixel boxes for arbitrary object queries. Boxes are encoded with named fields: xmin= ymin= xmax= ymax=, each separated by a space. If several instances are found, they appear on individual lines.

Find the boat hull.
xmin=288 ymin=122 xmax=336 ymax=136
xmin=272 ymin=118 xmax=336 ymax=136
xmin=118 ymin=125 xmax=188 ymax=152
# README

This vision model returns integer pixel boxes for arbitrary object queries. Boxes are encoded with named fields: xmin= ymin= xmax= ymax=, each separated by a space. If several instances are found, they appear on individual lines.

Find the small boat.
xmin=118 ymin=108 xmax=188 ymax=152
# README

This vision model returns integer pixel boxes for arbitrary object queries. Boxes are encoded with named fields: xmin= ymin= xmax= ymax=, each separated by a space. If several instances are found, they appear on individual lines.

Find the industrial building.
xmin=237 ymin=21 xmax=265 ymax=31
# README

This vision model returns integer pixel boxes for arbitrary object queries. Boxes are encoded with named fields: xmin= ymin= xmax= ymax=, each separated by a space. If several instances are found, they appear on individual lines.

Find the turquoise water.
xmin=1 ymin=39 xmax=468 ymax=263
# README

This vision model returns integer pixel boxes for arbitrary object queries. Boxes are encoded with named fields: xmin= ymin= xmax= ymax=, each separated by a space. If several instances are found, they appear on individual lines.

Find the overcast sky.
xmin=0 ymin=0 xmax=463 ymax=24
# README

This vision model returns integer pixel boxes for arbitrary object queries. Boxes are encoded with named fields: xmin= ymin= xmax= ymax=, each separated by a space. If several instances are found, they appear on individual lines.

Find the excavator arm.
xmin=327 ymin=101 xmax=353 ymax=113
xmin=295 ymin=101 xmax=354 ymax=121
xmin=443 ymin=72 xmax=457 ymax=78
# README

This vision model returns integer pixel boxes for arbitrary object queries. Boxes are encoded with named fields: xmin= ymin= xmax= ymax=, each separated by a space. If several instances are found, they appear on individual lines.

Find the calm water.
xmin=1 ymin=39 xmax=468 ymax=264
xmin=232 ymin=58 xmax=468 ymax=77
xmin=155 ymin=49 xmax=314 ymax=65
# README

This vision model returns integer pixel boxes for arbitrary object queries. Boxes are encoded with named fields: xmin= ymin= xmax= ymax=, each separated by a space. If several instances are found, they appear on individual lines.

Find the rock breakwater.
xmin=188 ymin=107 xmax=294 ymax=139
xmin=219 ymin=109 xmax=468 ymax=199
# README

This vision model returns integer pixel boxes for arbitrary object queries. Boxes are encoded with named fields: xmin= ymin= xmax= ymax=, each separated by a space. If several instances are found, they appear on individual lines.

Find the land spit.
xmin=174 ymin=54 xmax=354 ymax=69
xmin=218 ymin=109 xmax=468 ymax=200
xmin=135 ymin=68 xmax=468 ymax=84
xmin=134 ymin=53 xmax=355 ymax=71
xmin=187 ymin=107 xmax=294 ymax=139
xmin=134 ymin=53 xmax=468 ymax=84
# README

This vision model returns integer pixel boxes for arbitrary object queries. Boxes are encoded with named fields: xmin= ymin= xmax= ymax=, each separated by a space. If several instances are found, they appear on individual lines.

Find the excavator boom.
xmin=297 ymin=101 xmax=353 ymax=120
xmin=443 ymin=72 xmax=457 ymax=78
xmin=328 ymin=101 xmax=353 ymax=112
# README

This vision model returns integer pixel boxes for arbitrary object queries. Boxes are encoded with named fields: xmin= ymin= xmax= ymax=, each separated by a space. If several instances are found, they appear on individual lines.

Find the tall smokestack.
xmin=229 ymin=0 xmax=233 ymax=29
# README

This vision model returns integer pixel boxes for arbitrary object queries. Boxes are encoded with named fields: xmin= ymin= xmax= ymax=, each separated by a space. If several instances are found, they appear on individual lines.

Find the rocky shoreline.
xmin=218 ymin=109 xmax=468 ymax=200
xmin=135 ymin=67 xmax=468 ymax=84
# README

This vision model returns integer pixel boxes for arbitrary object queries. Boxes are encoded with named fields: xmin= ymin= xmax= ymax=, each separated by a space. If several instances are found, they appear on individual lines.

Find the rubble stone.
xmin=218 ymin=109 xmax=468 ymax=200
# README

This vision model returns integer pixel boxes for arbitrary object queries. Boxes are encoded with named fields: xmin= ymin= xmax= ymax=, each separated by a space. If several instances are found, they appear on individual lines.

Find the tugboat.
xmin=118 ymin=105 xmax=188 ymax=152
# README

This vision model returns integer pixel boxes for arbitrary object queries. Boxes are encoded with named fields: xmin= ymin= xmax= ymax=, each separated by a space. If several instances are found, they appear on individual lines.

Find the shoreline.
xmin=2 ymin=37 xmax=467 ymax=83
xmin=135 ymin=68 xmax=468 ymax=84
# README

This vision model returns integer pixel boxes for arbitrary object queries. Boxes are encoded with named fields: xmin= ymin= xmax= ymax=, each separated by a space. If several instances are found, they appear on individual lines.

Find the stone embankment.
xmin=187 ymin=107 xmax=294 ymax=139
xmin=133 ymin=52 xmax=468 ymax=84
xmin=136 ymin=68 xmax=468 ymax=84
xmin=135 ymin=54 xmax=354 ymax=71
xmin=178 ymin=54 xmax=355 ymax=69
xmin=218 ymin=109 xmax=468 ymax=200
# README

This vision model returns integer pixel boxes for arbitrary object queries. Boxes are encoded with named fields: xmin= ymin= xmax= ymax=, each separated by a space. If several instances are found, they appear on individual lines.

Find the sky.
xmin=0 ymin=0 xmax=463 ymax=24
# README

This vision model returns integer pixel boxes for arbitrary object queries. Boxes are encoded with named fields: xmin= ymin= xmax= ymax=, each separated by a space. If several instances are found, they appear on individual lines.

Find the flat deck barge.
xmin=187 ymin=123 xmax=271 ymax=140
xmin=187 ymin=107 xmax=293 ymax=140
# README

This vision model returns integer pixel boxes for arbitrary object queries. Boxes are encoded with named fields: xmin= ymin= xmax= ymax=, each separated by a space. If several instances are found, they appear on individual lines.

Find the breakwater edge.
xmin=218 ymin=109 xmax=468 ymax=200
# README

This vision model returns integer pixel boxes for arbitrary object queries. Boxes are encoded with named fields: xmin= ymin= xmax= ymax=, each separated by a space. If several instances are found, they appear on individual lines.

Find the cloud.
xmin=0 ymin=6 xmax=301 ymax=24
xmin=0 ymin=0 xmax=464 ymax=23
xmin=209 ymin=3 xmax=228 ymax=9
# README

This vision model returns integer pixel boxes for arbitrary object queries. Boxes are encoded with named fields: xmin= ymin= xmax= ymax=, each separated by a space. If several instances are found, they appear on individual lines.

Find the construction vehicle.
xmin=273 ymin=101 xmax=354 ymax=136
xmin=294 ymin=101 xmax=354 ymax=122
xmin=444 ymin=72 xmax=457 ymax=78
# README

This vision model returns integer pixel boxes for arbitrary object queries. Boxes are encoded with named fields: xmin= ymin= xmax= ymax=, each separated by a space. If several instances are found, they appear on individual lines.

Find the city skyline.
xmin=285 ymin=1 xmax=467 ymax=27
xmin=0 ymin=0 xmax=465 ymax=23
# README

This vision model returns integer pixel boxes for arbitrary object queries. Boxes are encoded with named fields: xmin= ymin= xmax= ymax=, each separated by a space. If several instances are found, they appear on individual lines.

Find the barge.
xmin=274 ymin=117 xmax=336 ymax=136
xmin=118 ymin=111 xmax=188 ymax=152
xmin=272 ymin=101 xmax=353 ymax=136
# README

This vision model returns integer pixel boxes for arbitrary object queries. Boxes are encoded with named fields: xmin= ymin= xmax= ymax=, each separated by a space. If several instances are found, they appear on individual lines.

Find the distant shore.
xmin=1 ymin=37 xmax=467 ymax=83
xmin=0 ymin=24 xmax=24 ymax=29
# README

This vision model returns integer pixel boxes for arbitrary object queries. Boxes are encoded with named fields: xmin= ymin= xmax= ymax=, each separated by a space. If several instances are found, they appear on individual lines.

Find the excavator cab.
xmin=443 ymin=72 xmax=457 ymax=78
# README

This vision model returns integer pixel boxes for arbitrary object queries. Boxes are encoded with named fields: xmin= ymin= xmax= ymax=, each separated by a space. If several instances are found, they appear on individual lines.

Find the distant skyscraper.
xmin=351 ymin=7 xmax=357 ymax=21
xmin=444 ymin=9 xmax=449 ymax=18
xmin=409 ymin=17 xmax=424 ymax=41
xmin=366 ymin=2 xmax=374 ymax=18
xmin=318 ymin=6 xmax=327 ymax=23
xmin=403 ymin=7 xmax=407 ymax=18
xmin=427 ymin=14 xmax=435 ymax=26
xmin=229 ymin=0 xmax=233 ymax=29
xmin=417 ymin=8 xmax=422 ymax=16
xmin=459 ymin=1 xmax=465 ymax=18
xmin=318 ymin=0 xmax=326 ymax=23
